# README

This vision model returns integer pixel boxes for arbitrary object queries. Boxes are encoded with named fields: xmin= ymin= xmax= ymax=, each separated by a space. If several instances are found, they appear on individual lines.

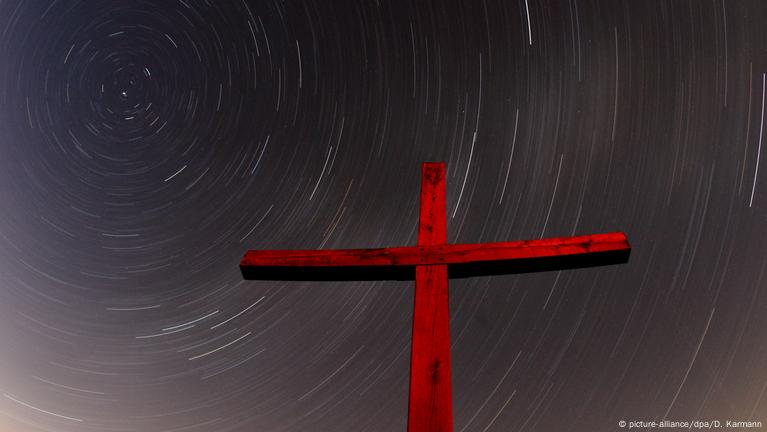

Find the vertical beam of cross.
xmin=408 ymin=162 xmax=452 ymax=432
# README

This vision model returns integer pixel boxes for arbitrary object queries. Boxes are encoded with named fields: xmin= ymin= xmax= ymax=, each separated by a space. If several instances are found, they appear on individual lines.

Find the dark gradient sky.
xmin=0 ymin=1 xmax=766 ymax=431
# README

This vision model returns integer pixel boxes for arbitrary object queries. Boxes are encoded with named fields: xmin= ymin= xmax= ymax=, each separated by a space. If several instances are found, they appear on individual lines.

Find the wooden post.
xmin=408 ymin=162 xmax=452 ymax=432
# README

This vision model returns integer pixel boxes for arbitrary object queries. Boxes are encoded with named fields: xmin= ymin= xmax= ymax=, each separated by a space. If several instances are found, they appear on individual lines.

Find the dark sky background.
xmin=0 ymin=0 xmax=766 ymax=431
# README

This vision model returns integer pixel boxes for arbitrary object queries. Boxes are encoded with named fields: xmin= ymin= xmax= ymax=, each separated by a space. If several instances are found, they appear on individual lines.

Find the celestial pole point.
xmin=240 ymin=162 xmax=631 ymax=432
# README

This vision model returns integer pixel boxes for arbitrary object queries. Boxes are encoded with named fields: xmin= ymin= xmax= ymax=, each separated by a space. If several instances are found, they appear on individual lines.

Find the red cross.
xmin=240 ymin=162 xmax=630 ymax=432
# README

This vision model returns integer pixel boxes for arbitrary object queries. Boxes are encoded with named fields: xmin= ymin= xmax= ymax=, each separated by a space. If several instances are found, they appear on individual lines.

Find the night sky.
xmin=0 ymin=1 xmax=766 ymax=431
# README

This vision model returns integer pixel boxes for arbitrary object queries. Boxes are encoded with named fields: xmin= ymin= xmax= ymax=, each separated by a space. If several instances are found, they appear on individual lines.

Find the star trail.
xmin=0 ymin=1 xmax=766 ymax=431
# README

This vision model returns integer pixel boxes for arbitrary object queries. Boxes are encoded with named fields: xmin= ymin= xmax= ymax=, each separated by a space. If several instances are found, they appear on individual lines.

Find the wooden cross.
xmin=240 ymin=162 xmax=630 ymax=432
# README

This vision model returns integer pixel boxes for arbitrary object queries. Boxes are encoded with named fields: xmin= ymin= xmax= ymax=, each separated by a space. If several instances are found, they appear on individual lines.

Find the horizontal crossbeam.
xmin=240 ymin=232 xmax=630 ymax=281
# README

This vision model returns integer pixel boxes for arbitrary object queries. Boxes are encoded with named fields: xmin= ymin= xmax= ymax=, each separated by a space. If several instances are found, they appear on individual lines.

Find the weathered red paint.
xmin=239 ymin=162 xmax=631 ymax=432
xmin=240 ymin=232 xmax=629 ymax=269
xmin=408 ymin=162 xmax=452 ymax=432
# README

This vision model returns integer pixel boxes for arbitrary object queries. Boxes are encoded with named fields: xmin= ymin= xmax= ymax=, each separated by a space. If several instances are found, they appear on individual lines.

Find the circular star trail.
xmin=1 ymin=1 xmax=766 ymax=431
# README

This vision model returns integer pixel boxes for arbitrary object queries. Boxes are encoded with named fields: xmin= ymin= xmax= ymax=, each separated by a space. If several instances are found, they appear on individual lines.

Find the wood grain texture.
xmin=409 ymin=263 xmax=451 ymax=432
xmin=239 ymin=232 xmax=630 ymax=270
xmin=408 ymin=162 xmax=452 ymax=432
